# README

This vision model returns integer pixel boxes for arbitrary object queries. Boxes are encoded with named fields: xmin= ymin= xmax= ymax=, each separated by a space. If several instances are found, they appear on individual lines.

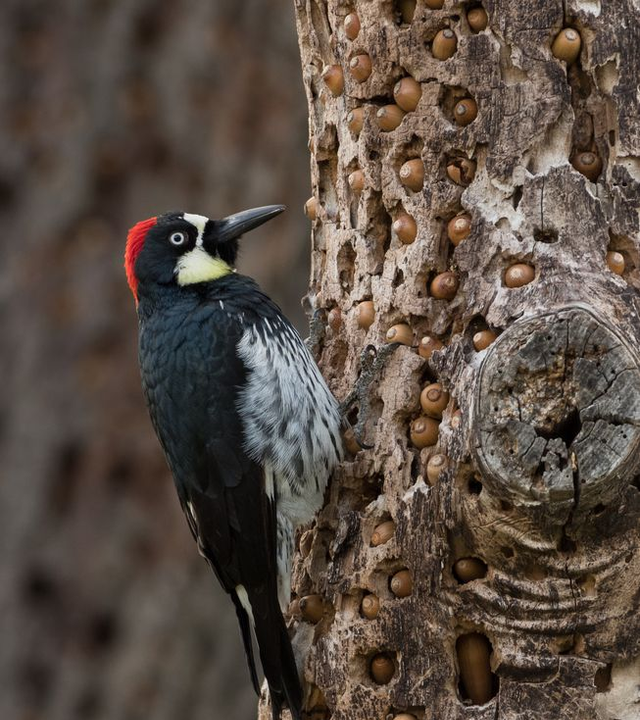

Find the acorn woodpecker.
xmin=125 ymin=206 xmax=342 ymax=720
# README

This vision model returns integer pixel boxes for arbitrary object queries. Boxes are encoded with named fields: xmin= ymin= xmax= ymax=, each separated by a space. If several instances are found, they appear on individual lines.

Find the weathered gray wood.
xmin=270 ymin=1 xmax=640 ymax=719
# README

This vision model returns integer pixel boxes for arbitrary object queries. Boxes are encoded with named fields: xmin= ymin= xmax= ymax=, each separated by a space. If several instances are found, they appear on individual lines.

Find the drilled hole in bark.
xmin=338 ymin=242 xmax=356 ymax=292
xmin=468 ymin=477 xmax=483 ymax=494
xmin=393 ymin=0 xmax=416 ymax=25
xmin=533 ymin=227 xmax=559 ymax=243
xmin=500 ymin=546 xmax=514 ymax=558
xmin=440 ymin=85 xmax=471 ymax=123
xmin=456 ymin=632 xmax=498 ymax=705
xmin=576 ymin=574 xmax=596 ymax=597
xmin=86 ymin=612 xmax=118 ymax=652
xmin=591 ymin=503 xmax=606 ymax=515
xmin=511 ymin=186 xmax=523 ymax=209
xmin=536 ymin=407 xmax=582 ymax=446
xmin=393 ymin=268 xmax=405 ymax=287
xmin=594 ymin=663 xmax=613 ymax=692
xmin=558 ymin=536 xmax=577 ymax=553
xmin=632 ymin=476 xmax=640 ymax=491
xmin=499 ymin=500 xmax=512 ymax=512
xmin=22 ymin=566 xmax=58 ymax=605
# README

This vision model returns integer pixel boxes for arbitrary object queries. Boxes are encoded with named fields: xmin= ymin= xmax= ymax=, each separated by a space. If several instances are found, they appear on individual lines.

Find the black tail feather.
xmin=231 ymin=593 xmax=261 ymax=695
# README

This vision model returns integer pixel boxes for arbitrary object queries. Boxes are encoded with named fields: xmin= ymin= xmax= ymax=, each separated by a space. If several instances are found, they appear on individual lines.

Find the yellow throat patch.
xmin=176 ymin=247 xmax=233 ymax=286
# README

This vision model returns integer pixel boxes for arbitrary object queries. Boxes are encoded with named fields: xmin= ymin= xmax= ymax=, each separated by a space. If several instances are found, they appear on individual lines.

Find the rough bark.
xmin=0 ymin=2 xmax=309 ymax=719
xmin=266 ymin=1 xmax=640 ymax=718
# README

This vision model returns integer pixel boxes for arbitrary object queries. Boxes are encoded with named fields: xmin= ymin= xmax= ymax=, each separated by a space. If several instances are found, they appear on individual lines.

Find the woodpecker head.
xmin=125 ymin=205 xmax=285 ymax=302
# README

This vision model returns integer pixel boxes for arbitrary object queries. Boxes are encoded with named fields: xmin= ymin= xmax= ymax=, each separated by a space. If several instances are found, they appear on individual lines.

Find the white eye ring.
xmin=169 ymin=231 xmax=187 ymax=246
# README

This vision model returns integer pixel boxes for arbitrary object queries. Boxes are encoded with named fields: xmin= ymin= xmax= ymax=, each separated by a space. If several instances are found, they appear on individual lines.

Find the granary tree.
xmin=259 ymin=1 xmax=640 ymax=718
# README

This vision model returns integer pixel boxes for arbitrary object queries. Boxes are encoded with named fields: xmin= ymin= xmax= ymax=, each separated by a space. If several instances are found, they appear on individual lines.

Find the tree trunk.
xmin=262 ymin=1 xmax=640 ymax=718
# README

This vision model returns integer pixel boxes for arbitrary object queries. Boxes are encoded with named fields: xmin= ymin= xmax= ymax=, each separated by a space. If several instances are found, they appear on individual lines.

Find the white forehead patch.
xmin=182 ymin=213 xmax=209 ymax=246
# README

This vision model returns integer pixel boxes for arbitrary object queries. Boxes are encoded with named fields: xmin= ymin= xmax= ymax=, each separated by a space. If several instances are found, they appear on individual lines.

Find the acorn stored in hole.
xmin=426 ymin=453 xmax=447 ymax=484
xmin=347 ymin=107 xmax=364 ymax=136
xmin=473 ymin=329 xmax=497 ymax=351
xmin=361 ymin=593 xmax=380 ymax=619
xmin=398 ymin=0 xmax=416 ymax=23
xmin=349 ymin=54 xmax=372 ymax=83
xmin=606 ymin=251 xmax=625 ymax=275
xmin=454 ymin=98 xmax=478 ymax=126
xmin=504 ymin=263 xmax=535 ymax=288
xmin=348 ymin=169 xmax=365 ymax=193
xmin=344 ymin=12 xmax=361 ymax=40
xmin=430 ymin=271 xmax=459 ymax=300
xmin=418 ymin=335 xmax=443 ymax=359
xmin=304 ymin=197 xmax=318 ymax=221
xmin=328 ymin=308 xmax=341 ymax=332
xmin=299 ymin=594 xmax=325 ymax=623
xmin=371 ymin=520 xmax=395 ymax=547
xmin=394 ymin=715 xmax=418 ymax=720
xmin=572 ymin=151 xmax=602 ymax=181
xmin=432 ymin=29 xmax=457 ymax=60
xmin=400 ymin=159 xmax=425 ymax=192
xmin=447 ymin=158 xmax=476 ymax=185
xmin=343 ymin=428 xmax=361 ymax=456
xmin=299 ymin=529 xmax=314 ymax=558
xmin=451 ymin=408 xmax=462 ymax=429
xmin=370 ymin=653 xmax=395 ymax=684
xmin=322 ymin=64 xmax=344 ymax=96
xmin=425 ymin=0 xmax=445 ymax=7
xmin=386 ymin=323 xmax=413 ymax=346
xmin=420 ymin=383 xmax=449 ymax=418
xmin=467 ymin=7 xmax=488 ymax=32
xmin=390 ymin=569 xmax=413 ymax=597
xmin=456 ymin=633 xmax=494 ymax=705
xmin=552 ymin=28 xmax=581 ymax=65
xmin=410 ymin=416 xmax=440 ymax=448
xmin=453 ymin=557 xmax=488 ymax=583
xmin=447 ymin=214 xmax=472 ymax=245
xmin=356 ymin=300 xmax=375 ymax=330
xmin=393 ymin=212 xmax=417 ymax=244
xmin=377 ymin=104 xmax=406 ymax=132
xmin=394 ymin=77 xmax=422 ymax=112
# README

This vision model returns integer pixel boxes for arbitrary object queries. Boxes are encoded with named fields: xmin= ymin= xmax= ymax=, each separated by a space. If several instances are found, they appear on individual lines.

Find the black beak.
xmin=217 ymin=205 xmax=285 ymax=244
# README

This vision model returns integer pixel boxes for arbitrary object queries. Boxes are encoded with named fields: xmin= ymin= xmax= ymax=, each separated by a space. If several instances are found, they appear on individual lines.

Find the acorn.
xmin=304 ymin=196 xmax=318 ymax=221
xmin=552 ymin=28 xmax=581 ymax=65
xmin=454 ymin=98 xmax=478 ymax=126
xmin=307 ymin=686 xmax=328 ymax=712
xmin=450 ymin=408 xmax=462 ymax=429
xmin=347 ymin=107 xmax=364 ymax=135
xmin=400 ymin=158 xmax=425 ymax=192
xmin=607 ymin=250 xmax=625 ymax=275
xmin=504 ymin=263 xmax=535 ymax=288
xmin=398 ymin=0 xmax=416 ymax=23
xmin=447 ymin=158 xmax=476 ymax=185
xmin=348 ymin=169 xmax=365 ymax=193
xmin=430 ymin=271 xmax=459 ymax=300
xmin=426 ymin=453 xmax=447 ymax=484
xmin=456 ymin=633 xmax=493 ymax=705
xmin=299 ymin=594 xmax=325 ymax=623
xmin=356 ymin=300 xmax=375 ymax=329
xmin=344 ymin=12 xmax=360 ymax=40
xmin=343 ymin=427 xmax=362 ymax=456
xmin=467 ymin=7 xmax=488 ymax=32
xmin=289 ymin=597 xmax=301 ymax=617
xmin=390 ymin=569 xmax=413 ymax=597
xmin=572 ymin=151 xmax=602 ymax=181
xmin=473 ymin=329 xmax=497 ymax=351
xmin=410 ymin=416 xmax=440 ymax=448
xmin=349 ymin=54 xmax=372 ymax=83
xmin=420 ymin=383 xmax=449 ymax=418
xmin=425 ymin=0 xmax=444 ymax=7
xmin=418 ymin=335 xmax=443 ymax=359
xmin=361 ymin=593 xmax=380 ymax=619
xmin=393 ymin=212 xmax=417 ymax=244
xmin=432 ymin=29 xmax=457 ymax=60
xmin=453 ymin=557 xmax=488 ymax=583
xmin=447 ymin=214 xmax=471 ymax=245
xmin=370 ymin=653 xmax=395 ymax=684
xmin=394 ymin=716 xmax=417 ymax=720
xmin=328 ymin=307 xmax=341 ymax=331
xmin=386 ymin=323 xmax=413 ymax=345
xmin=322 ymin=64 xmax=344 ymax=96
xmin=394 ymin=77 xmax=422 ymax=112
xmin=371 ymin=520 xmax=395 ymax=546
xmin=377 ymin=104 xmax=406 ymax=131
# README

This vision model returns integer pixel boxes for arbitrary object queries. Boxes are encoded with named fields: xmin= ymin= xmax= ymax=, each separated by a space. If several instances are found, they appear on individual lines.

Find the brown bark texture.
xmin=0 ymin=2 xmax=310 ymax=720
xmin=268 ymin=1 xmax=640 ymax=719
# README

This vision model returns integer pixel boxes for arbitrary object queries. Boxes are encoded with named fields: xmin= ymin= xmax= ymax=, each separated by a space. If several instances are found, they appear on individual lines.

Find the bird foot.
xmin=340 ymin=343 xmax=400 ymax=449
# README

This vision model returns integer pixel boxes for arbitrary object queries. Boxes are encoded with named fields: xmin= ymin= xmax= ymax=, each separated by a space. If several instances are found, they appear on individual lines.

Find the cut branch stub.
xmin=473 ymin=305 xmax=640 ymax=529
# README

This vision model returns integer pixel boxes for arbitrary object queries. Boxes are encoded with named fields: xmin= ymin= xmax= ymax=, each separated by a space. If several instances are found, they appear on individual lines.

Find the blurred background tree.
xmin=0 ymin=2 xmax=310 ymax=719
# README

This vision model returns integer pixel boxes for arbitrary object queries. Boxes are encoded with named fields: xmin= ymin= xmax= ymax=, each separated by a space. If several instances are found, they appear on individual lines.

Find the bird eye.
xmin=169 ymin=231 xmax=187 ymax=246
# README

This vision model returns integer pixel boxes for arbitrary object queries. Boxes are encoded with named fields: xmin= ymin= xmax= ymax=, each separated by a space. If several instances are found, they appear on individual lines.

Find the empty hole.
xmin=594 ymin=663 xmax=612 ymax=692
xmin=592 ymin=503 xmax=606 ymax=515
xmin=558 ymin=536 xmax=577 ymax=553
xmin=534 ymin=227 xmax=559 ymax=244
xmin=500 ymin=500 xmax=512 ymax=512
xmin=512 ymin=186 xmax=523 ymax=209
xmin=500 ymin=546 xmax=514 ymax=558
xmin=468 ymin=477 xmax=483 ymax=494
